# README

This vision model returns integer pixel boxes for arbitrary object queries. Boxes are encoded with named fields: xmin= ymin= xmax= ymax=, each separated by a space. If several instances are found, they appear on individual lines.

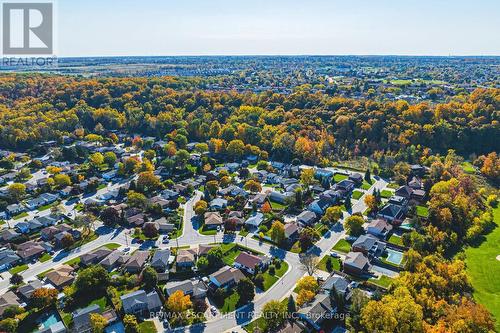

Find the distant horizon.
xmin=56 ymin=0 xmax=500 ymax=57
xmin=55 ymin=54 xmax=500 ymax=59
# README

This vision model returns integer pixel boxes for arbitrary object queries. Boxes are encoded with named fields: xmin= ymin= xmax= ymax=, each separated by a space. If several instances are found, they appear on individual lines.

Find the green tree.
xmin=90 ymin=313 xmax=108 ymax=333
xmin=74 ymin=265 xmax=110 ymax=296
xmin=141 ymin=266 xmax=158 ymax=291
xmin=344 ymin=214 xmax=364 ymax=236
xmin=322 ymin=206 xmax=343 ymax=224
xmin=270 ymin=220 xmax=285 ymax=244
xmin=123 ymin=314 xmax=139 ymax=333
xmin=7 ymin=183 xmax=26 ymax=201
xmin=262 ymin=300 xmax=287 ymax=331
xmin=236 ymin=278 xmax=255 ymax=304
xmin=103 ymin=151 xmax=117 ymax=166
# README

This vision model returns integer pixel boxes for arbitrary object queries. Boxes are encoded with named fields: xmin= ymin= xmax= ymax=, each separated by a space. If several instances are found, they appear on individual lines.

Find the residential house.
xmin=99 ymin=250 xmax=130 ymax=271
xmin=80 ymin=248 xmax=113 ymax=266
xmin=352 ymin=234 xmax=386 ymax=257
xmin=315 ymin=169 xmax=334 ymax=179
xmin=72 ymin=304 xmax=101 ymax=333
xmin=308 ymin=198 xmax=331 ymax=215
xmin=123 ymin=251 xmax=149 ymax=273
xmin=0 ymin=229 xmax=20 ymax=243
xmin=176 ymin=248 xmax=197 ymax=268
xmin=333 ymin=180 xmax=355 ymax=197
xmin=297 ymin=293 xmax=337 ymax=331
xmin=269 ymin=191 xmax=294 ymax=205
xmin=151 ymin=249 xmax=170 ymax=272
xmin=233 ymin=252 xmax=269 ymax=275
xmin=17 ymin=279 xmax=43 ymax=301
xmin=6 ymin=203 xmax=25 ymax=217
xmin=121 ymin=290 xmax=162 ymax=316
xmin=16 ymin=241 xmax=46 ymax=261
xmin=348 ymin=173 xmax=363 ymax=185
xmin=284 ymin=223 xmax=300 ymax=243
xmin=321 ymin=274 xmax=350 ymax=300
xmin=395 ymin=186 xmax=413 ymax=200
xmin=408 ymin=176 xmax=422 ymax=189
xmin=0 ymin=248 xmax=21 ymax=271
xmin=204 ymin=212 xmax=223 ymax=230
xmin=343 ymin=252 xmax=370 ymax=276
xmin=210 ymin=198 xmax=228 ymax=210
xmin=165 ymin=280 xmax=208 ymax=299
xmin=45 ymin=265 xmax=75 ymax=289
xmin=0 ymin=291 xmax=21 ymax=317
xmin=366 ymin=219 xmax=393 ymax=239
xmin=209 ymin=266 xmax=245 ymax=290
xmin=245 ymin=212 xmax=264 ymax=229
xmin=377 ymin=203 xmax=406 ymax=223
xmin=297 ymin=210 xmax=317 ymax=226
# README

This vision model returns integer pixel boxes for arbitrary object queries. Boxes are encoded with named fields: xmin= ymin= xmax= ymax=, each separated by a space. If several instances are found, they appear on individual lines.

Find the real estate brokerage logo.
xmin=2 ymin=2 xmax=53 ymax=55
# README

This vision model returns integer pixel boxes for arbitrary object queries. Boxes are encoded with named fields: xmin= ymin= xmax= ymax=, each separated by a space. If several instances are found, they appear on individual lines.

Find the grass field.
xmin=9 ymin=264 xmax=28 ymax=275
xmin=138 ymin=321 xmax=157 ymax=333
xmin=352 ymin=190 xmax=364 ymax=200
xmin=318 ymin=256 xmax=341 ymax=272
xmin=462 ymin=162 xmax=476 ymax=174
xmin=102 ymin=243 xmax=121 ymax=250
xmin=368 ymin=275 xmax=394 ymax=288
xmin=465 ymin=206 xmax=500 ymax=331
xmin=388 ymin=234 xmax=403 ymax=246
xmin=333 ymin=173 xmax=348 ymax=182
xmin=218 ymin=291 xmax=240 ymax=313
xmin=39 ymin=253 xmax=52 ymax=263
xmin=416 ymin=205 xmax=429 ymax=218
xmin=13 ymin=212 xmax=28 ymax=220
xmin=332 ymin=239 xmax=351 ymax=253
xmin=380 ymin=189 xmax=393 ymax=198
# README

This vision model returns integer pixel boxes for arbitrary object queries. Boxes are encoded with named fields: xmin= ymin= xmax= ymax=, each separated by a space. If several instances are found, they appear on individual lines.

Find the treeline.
xmin=0 ymin=74 xmax=498 ymax=161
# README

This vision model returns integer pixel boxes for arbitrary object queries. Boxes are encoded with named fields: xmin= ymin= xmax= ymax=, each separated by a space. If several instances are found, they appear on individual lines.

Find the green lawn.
xmin=465 ymin=206 xmax=500 ymax=332
xmin=333 ymin=173 xmax=348 ymax=182
xmin=332 ymin=239 xmax=351 ymax=253
xmin=269 ymin=200 xmax=287 ymax=211
xmin=218 ymin=291 xmax=240 ymax=314
xmin=416 ymin=205 xmax=429 ymax=218
xmin=352 ymin=190 xmax=364 ymax=200
xmin=388 ymin=234 xmax=403 ymax=246
xmin=361 ymin=180 xmax=373 ymax=190
xmin=318 ymin=256 xmax=341 ymax=272
xmin=138 ymin=321 xmax=157 ymax=333
xmin=368 ymin=275 xmax=394 ymax=288
xmin=381 ymin=189 xmax=393 ymax=198
xmin=64 ymin=257 xmax=81 ymax=266
xmin=275 ymin=261 xmax=289 ymax=277
xmin=102 ymin=243 xmax=121 ymax=250
xmin=462 ymin=161 xmax=476 ymax=174
xmin=9 ymin=264 xmax=28 ymax=274
xmin=244 ymin=317 xmax=267 ymax=332
xmin=39 ymin=253 xmax=52 ymax=263
xmin=239 ymin=229 xmax=249 ymax=237
xmin=199 ymin=225 xmax=217 ymax=235
xmin=261 ymin=273 xmax=278 ymax=290
xmin=37 ymin=201 xmax=60 ymax=211
xmin=13 ymin=212 xmax=28 ymax=220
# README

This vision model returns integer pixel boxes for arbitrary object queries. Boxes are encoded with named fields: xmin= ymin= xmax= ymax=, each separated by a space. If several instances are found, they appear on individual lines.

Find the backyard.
xmin=332 ymin=239 xmax=351 ymax=253
xmin=465 ymin=206 xmax=500 ymax=331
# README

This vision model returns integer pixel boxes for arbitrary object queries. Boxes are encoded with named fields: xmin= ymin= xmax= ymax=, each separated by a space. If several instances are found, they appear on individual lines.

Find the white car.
xmin=329 ymin=251 xmax=340 ymax=258
xmin=210 ymin=306 xmax=217 ymax=315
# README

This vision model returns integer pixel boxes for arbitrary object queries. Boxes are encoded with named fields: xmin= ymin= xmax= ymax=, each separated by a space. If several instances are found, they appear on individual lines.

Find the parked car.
xmin=210 ymin=306 xmax=217 ymax=315
xmin=329 ymin=251 xmax=340 ymax=258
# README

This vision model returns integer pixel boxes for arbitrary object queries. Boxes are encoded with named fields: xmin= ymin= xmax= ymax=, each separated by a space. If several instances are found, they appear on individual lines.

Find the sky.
xmin=57 ymin=0 xmax=500 ymax=57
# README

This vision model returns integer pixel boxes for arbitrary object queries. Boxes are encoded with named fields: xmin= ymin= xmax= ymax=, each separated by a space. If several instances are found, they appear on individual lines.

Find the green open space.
xmin=465 ymin=206 xmax=500 ymax=332
xmin=332 ymin=239 xmax=351 ymax=253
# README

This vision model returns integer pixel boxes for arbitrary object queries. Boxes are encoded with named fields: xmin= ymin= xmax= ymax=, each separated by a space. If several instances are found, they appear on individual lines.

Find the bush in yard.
xmin=344 ymin=214 xmax=365 ymax=236
xmin=143 ymin=222 xmax=159 ymax=238
xmin=123 ymin=314 xmax=138 ymax=333
xmin=214 ymin=288 xmax=226 ymax=305
xmin=297 ymin=289 xmax=315 ymax=306
xmin=261 ymin=300 xmax=287 ymax=331
xmin=141 ymin=266 xmax=158 ymax=291
xmin=268 ymin=264 xmax=276 ymax=275
xmin=254 ymin=273 xmax=264 ymax=289
xmin=0 ymin=318 xmax=17 ymax=333
xmin=237 ymin=278 xmax=255 ymax=304
xmin=326 ymin=257 xmax=333 ymax=272
xmin=9 ymin=273 xmax=23 ymax=285
xmin=192 ymin=298 xmax=208 ymax=314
